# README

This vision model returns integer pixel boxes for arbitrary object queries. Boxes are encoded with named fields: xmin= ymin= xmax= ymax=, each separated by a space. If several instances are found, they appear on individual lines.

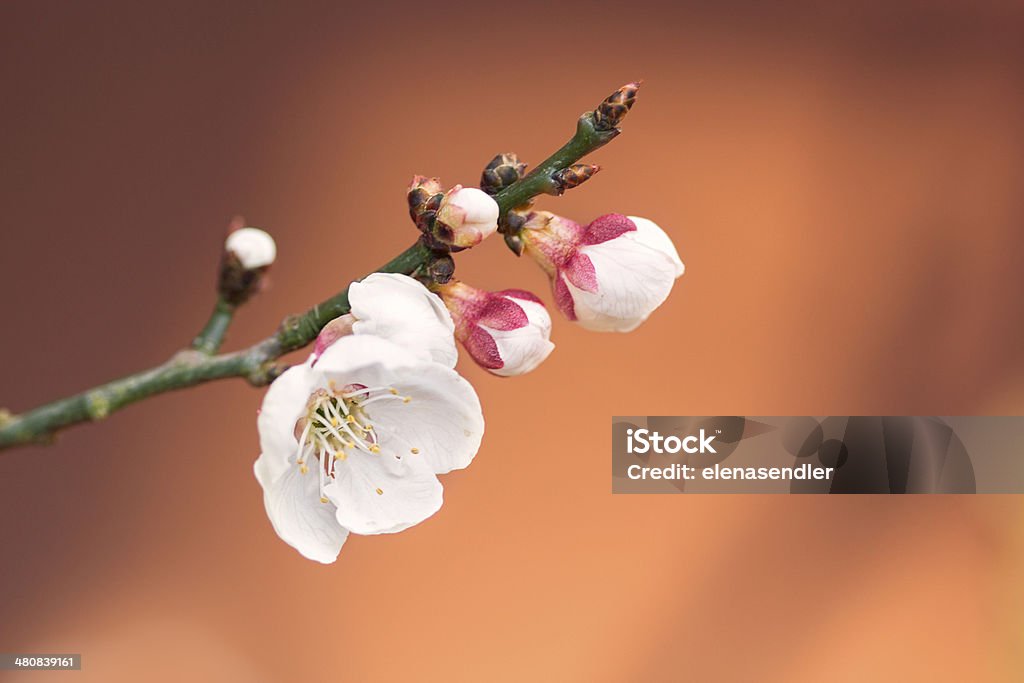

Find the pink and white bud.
xmin=435 ymin=185 xmax=500 ymax=248
xmin=521 ymin=212 xmax=684 ymax=332
xmin=438 ymin=282 xmax=555 ymax=377
xmin=225 ymin=227 xmax=277 ymax=269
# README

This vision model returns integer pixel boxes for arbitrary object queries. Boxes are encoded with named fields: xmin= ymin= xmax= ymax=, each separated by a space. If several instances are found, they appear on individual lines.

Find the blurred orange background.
xmin=1 ymin=1 xmax=1023 ymax=680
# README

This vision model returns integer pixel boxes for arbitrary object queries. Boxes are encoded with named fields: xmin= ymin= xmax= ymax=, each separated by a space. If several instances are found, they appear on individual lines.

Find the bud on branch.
xmin=551 ymin=164 xmax=601 ymax=195
xmin=219 ymin=226 xmax=276 ymax=307
xmin=593 ymin=81 xmax=641 ymax=132
xmin=481 ymin=153 xmax=528 ymax=196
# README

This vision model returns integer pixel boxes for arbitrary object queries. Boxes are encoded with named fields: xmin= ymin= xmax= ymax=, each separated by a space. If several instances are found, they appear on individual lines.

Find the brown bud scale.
xmin=480 ymin=153 xmax=528 ymax=195
xmin=552 ymin=164 xmax=601 ymax=195
xmin=594 ymin=81 xmax=641 ymax=131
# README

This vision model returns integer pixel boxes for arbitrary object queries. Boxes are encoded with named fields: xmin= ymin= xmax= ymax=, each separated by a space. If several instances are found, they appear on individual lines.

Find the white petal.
xmin=349 ymin=273 xmax=458 ymax=368
xmin=312 ymin=333 xmax=423 ymax=385
xmin=325 ymin=450 xmax=443 ymax=535
xmin=482 ymin=298 xmax=555 ymax=377
xmin=626 ymin=216 xmax=685 ymax=277
xmin=260 ymin=462 xmax=349 ymax=563
xmin=225 ymin=227 xmax=277 ymax=269
xmin=255 ymin=363 xmax=314 ymax=488
xmin=570 ymin=235 xmax=681 ymax=332
xmin=309 ymin=334 xmax=484 ymax=474
xmin=367 ymin=361 xmax=485 ymax=474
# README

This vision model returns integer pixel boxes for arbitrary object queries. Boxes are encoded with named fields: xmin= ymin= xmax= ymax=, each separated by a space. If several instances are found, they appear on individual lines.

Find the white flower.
xmin=225 ymin=227 xmax=276 ymax=269
xmin=254 ymin=334 xmax=484 ymax=563
xmin=521 ymin=212 xmax=684 ymax=332
xmin=438 ymin=281 xmax=555 ymax=377
xmin=314 ymin=273 xmax=457 ymax=368
xmin=435 ymin=185 xmax=500 ymax=248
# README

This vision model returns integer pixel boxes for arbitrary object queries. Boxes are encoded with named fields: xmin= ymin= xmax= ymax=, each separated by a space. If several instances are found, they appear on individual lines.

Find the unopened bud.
xmin=225 ymin=227 xmax=276 ymax=270
xmin=503 ymin=231 xmax=524 ymax=257
xmin=480 ymin=153 xmax=528 ymax=195
xmin=551 ymin=164 xmax=601 ymax=195
xmin=593 ymin=81 xmax=641 ymax=131
xmin=426 ymin=252 xmax=456 ymax=284
xmin=438 ymin=281 xmax=555 ymax=377
xmin=434 ymin=185 xmax=500 ymax=249
xmin=220 ymin=226 xmax=276 ymax=305
xmin=407 ymin=175 xmax=445 ymax=233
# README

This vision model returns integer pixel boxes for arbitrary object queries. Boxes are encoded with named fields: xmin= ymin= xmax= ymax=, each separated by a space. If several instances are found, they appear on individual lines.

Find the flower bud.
xmin=521 ymin=211 xmax=683 ymax=332
xmin=438 ymin=281 xmax=555 ymax=377
xmin=551 ymin=164 xmax=601 ymax=195
xmin=480 ymin=153 xmax=527 ymax=195
xmin=434 ymin=186 xmax=500 ymax=249
xmin=225 ymin=227 xmax=276 ymax=269
xmin=407 ymin=175 xmax=445 ymax=235
xmin=219 ymin=226 xmax=276 ymax=305
xmin=593 ymin=81 xmax=641 ymax=132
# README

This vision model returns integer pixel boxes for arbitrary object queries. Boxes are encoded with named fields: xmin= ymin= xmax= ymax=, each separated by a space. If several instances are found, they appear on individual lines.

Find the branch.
xmin=0 ymin=82 xmax=639 ymax=452
xmin=192 ymin=297 xmax=236 ymax=354
xmin=492 ymin=112 xmax=618 ymax=214
xmin=0 ymin=241 xmax=430 ymax=450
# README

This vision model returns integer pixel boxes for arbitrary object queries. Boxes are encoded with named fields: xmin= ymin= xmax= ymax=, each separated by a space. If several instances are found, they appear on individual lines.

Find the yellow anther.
xmin=299 ymin=465 xmax=309 ymax=475
xmin=411 ymin=448 xmax=420 ymax=454
xmin=346 ymin=415 xmax=357 ymax=424
xmin=369 ymin=444 xmax=381 ymax=454
xmin=334 ymin=452 xmax=347 ymax=461
xmin=330 ymin=417 xmax=339 ymax=427
xmin=403 ymin=396 xmax=412 ymax=404
xmin=320 ymin=497 xmax=329 ymax=504
xmin=375 ymin=488 xmax=383 ymax=495
xmin=389 ymin=388 xmax=399 ymax=395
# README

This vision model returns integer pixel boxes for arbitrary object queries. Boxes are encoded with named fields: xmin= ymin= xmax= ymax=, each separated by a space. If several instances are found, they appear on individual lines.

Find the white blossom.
xmin=255 ymin=335 xmax=484 ymax=563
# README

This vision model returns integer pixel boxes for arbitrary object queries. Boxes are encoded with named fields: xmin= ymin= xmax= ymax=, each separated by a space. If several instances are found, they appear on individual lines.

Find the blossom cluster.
xmin=251 ymin=87 xmax=684 ymax=562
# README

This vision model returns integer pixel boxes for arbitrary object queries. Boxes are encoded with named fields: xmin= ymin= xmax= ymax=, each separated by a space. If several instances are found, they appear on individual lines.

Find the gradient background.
xmin=2 ymin=1 xmax=1023 ymax=680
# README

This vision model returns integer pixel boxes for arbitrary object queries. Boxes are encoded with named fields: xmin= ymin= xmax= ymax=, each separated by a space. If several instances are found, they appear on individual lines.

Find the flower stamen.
xmin=295 ymin=383 xmax=415 ymax=500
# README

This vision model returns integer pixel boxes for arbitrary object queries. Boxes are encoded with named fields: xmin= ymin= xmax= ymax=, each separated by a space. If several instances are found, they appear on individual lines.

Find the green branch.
xmin=192 ymin=297 xmax=236 ymax=354
xmin=0 ymin=82 xmax=638 ymax=452
xmin=492 ymin=113 xmax=618 ymax=214
xmin=0 ymin=241 xmax=430 ymax=450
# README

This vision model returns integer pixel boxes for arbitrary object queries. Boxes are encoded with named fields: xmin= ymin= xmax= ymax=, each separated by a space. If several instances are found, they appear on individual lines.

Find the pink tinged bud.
xmin=522 ymin=212 xmax=685 ymax=332
xmin=440 ymin=283 xmax=555 ymax=377
xmin=312 ymin=314 xmax=356 ymax=362
xmin=567 ymin=214 xmax=685 ymax=332
xmin=519 ymin=210 xmax=585 ymax=276
xmin=435 ymin=186 xmax=500 ymax=248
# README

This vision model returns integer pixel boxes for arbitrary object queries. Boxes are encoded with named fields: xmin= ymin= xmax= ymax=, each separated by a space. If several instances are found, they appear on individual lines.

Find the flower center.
xmin=293 ymin=383 xmax=412 ymax=503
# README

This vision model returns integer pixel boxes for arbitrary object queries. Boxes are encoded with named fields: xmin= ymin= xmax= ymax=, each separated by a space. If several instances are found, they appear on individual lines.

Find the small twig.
xmin=192 ymin=297 xmax=236 ymax=355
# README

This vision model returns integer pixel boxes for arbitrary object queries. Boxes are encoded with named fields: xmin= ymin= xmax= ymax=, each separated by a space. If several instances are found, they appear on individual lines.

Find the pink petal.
xmin=583 ymin=213 xmax=637 ymax=246
xmin=464 ymin=325 xmax=504 ymax=369
xmin=553 ymin=273 xmax=577 ymax=321
xmin=563 ymin=252 xmax=598 ymax=293
xmin=477 ymin=295 xmax=529 ymax=331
